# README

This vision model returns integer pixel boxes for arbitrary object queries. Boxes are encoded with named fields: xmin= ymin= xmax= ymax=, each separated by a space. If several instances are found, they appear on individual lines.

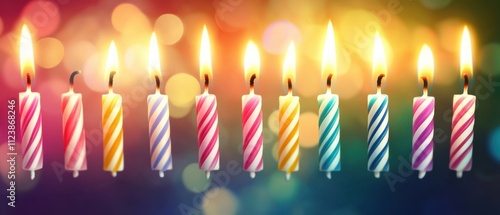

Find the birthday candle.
xmin=279 ymin=42 xmax=300 ymax=181
xmin=412 ymin=45 xmax=435 ymax=179
xmin=61 ymin=71 xmax=87 ymax=178
xmin=318 ymin=21 xmax=340 ymax=179
xmin=196 ymin=26 xmax=220 ymax=179
xmin=242 ymin=41 xmax=263 ymax=178
xmin=450 ymin=26 xmax=475 ymax=178
xmin=18 ymin=24 xmax=43 ymax=180
xmin=147 ymin=33 xmax=172 ymax=177
xmin=102 ymin=41 xmax=124 ymax=177
xmin=367 ymin=33 xmax=389 ymax=178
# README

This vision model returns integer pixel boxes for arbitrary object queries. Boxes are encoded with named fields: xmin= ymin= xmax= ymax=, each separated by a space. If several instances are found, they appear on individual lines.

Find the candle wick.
xmin=422 ymin=76 xmax=428 ymax=97
xmin=26 ymin=73 xmax=32 ymax=92
xmin=250 ymin=74 xmax=256 ymax=94
xmin=326 ymin=74 xmax=333 ymax=94
xmin=155 ymin=75 xmax=161 ymax=94
xmin=376 ymin=74 xmax=385 ymax=94
xmin=463 ymin=74 xmax=469 ymax=94
xmin=69 ymin=70 xmax=80 ymax=93
xmin=287 ymin=78 xmax=293 ymax=95
xmin=108 ymin=71 xmax=116 ymax=93
xmin=204 ymin=74 xmax=209 ymax=94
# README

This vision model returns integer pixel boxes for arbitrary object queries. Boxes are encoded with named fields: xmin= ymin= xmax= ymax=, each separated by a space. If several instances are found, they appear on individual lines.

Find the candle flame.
xmin=200 ymin=25 xmax=212 ymax=87
xmin=282 ymin=42 xmax=296 ymax=92
xmin=149 ymin=32 xmax=162 ymax=80
xmin=322 ymin=21 xmax=336 ymax=86
xmin=20 ymin=24 xmax=35 ymax=82
xmin=372 ymin=33 xmax=387 ymax=87
xmin=460 ymin=26 xmax=473 ymax=80
xmin=418 ymin=44 xmax=434 ymax=87
xmin=106 ymin=41 xmax=119 ymax=75
xmin=244 ymin=41 xmax=260 ymax=86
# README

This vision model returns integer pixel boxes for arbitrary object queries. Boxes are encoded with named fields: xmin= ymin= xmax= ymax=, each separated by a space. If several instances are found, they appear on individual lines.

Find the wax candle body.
xmin=318 ymin=93 xmax=340 ymax=178
xmin=147 ymin=94 xmax=172 ymax=177
xmin=278 ymin=95 xmax=300 ymax=179
xmin=450 ymin=94 xmax=475 ymax=178
xmin=367 ymin=94 xmax=389 ymax=178
xmin=102 ymin=93 xmax=124 ymax=176
xmin=19 ymin=91 xmax=43 ymax=178
xmin=62 ymin=91 xmax=87 ymax=177
xmin=195 ymin=93 xmax=220 ymax=173
xmin=242 ymin=94 xmax=263 ymax=177
xmin=412 ymin=96 xmax=434 ymax=178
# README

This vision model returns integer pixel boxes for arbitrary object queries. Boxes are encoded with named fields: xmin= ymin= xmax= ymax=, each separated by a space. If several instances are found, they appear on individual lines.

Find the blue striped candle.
xmin=318 ymin=93 xmax=340 ymax=179
xmin=147 ymin=93 xmax=172 ymax=177
xmin=367 ymin=94 xmax=389 ymax=178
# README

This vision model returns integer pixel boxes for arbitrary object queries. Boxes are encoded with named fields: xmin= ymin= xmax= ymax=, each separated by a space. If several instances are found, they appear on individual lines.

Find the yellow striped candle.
xmin=278 ymin=43 xmax=300 ymax=181
xmin=102 ymin=41 xmax=124 ymax=177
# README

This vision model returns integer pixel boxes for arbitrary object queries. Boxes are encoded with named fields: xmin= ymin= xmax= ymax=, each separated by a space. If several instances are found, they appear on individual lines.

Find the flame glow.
xmin=244 ymin=41 xmax=260 ymax=85
xmin=418 ymin=44 xmax=434 ymax=86
xmin=460 ymin=26 xmax=473 ymax=79
xmin=106 ymin=41 xmax=119 ymax=75
xmin=322 ymin=21 xmax=336 ymax=84
xmin=282 ymin=42 xmax=296 ymax=89
xmin=149 ymin=32 xmax=162 ymax=79
xmin=372 ymin=33 xmax=387 ymax=83
xmin=20 ymin=24 xmax=35 ymax=81
xmin=200 ymin=25 xmax=212 ymax=84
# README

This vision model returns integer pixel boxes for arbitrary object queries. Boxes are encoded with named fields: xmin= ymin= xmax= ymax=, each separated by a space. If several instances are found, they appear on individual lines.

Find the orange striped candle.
xmin=102 ymin=41 xmax=124 ymax=177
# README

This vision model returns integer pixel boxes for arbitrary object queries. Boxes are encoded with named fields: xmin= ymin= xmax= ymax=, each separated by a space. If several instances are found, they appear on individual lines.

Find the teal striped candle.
xmin=318 ymin=93 xmax=340 ymax=179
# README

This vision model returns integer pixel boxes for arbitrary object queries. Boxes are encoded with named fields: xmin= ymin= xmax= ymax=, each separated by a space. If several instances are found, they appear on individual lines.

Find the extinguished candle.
xmin=412 ymin=45 xmax=435 ymax=179
xmin=318 ymin=21 xmax=341 ymax=179
xmin=367 ymin=33 xmax=389 ymax=178
xmin=450 ymin=26 xmax=475 ymax=178
xmin=196 ymin=26 xmax=220 ymax=179
xmin=61 ymin=71 xmax=87 ymax=178
xmin=102 ymin=41 xmax=124 ymax=177
xmin=147 ymin=33 xmax=172 ymax=177
xmin=242 ymin=41 xmax=263 ymax=178
xmin=279 ymin=42 xmax=300 ymax=181
xmin=18 ymin=24 xmax=43 ymax=180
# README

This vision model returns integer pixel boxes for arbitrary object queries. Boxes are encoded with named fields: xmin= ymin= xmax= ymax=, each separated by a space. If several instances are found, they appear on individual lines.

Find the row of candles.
xmin=17 ymin=21 xmax=475 ymax=181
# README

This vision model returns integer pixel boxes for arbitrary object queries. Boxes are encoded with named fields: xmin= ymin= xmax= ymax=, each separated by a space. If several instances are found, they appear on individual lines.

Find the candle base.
xmin=418 ymin=171 xmax=426 ymax=179
xmin=111 ymin=172 xmax=117 ymax=177
xmin=456 ymin=171 xmax=463 ymax=178
xmin=374 ymin=172 xmax=380 ymax=178
xmin=326 ymin=172 xmax=331 ymax=179
xmin=285 ymin=172 xmax=291 ymax=181
xmin=73 ymin=171 xmax=79 ymax=178
xmin=159 ymin=171 xmax=164 ymax=178
xmin=250 ymin=172 xmax=256 ymax=179
xmin=30 ymin=170 xmax=35 ymax=180
xmin=206 ymin=171 xmax=211 ymax=179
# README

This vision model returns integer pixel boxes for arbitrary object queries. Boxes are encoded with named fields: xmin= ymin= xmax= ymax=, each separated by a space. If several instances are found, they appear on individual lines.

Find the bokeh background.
xmin=1 ymin=0 xmax=500 ymax=214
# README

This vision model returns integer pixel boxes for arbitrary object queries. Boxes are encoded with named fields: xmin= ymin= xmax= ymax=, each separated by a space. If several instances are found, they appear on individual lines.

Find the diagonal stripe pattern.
xmin=196 ymin=94 xmax=220 ymax=171
xmin=62 ymin=93 xmax=87 ymax=172
xmin=20 ymin=92 xmax=43 ymax=171
xmin=318 ymin=94 xmax=340 ymax=173
xmin=148 ymin=94 xmax=172 ymax=173
xmin=450 ymin=94 xmax=475 ymax=174
xmin=412 ymin=97 xmax=434 ymax=172
xmin=242 ymin=95 xmax=263 ymax=173
xmin=367 ymin=94 xmax=389 ymax=174
xmin=102 ymin=94 xmax=124 ymax=174
xmin=278 ymin=96 xmax=300 ymax=173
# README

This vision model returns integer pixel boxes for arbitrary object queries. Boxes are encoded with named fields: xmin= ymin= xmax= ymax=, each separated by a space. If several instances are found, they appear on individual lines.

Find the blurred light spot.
xmin=297 ymin=68 xmax=321 ymax=97
xmin=169 ymin=103 xmax=193 ymax=119
xmin=267 ymin=110 xmax=279 ymax=134
xmin=83 ymin=53 xmax=107 ymax=92
xmin=154 ymin=14 xmax=184 ymax=45
xmin=299 ymin=112 xmax=319 ymax=148
xmin=339 ymin=10 xmax=381 ymax=63
xmin=214 ymin=0 xmax=260 ymax=32
xmin=36 ymin=37 xmax=64 ymax=68
xmin=165 ymin=73 xmax=200 ymax=108
xmin=267 ymin=172 xmax=299 ymax=201
xmin=272 ymin=142 xmax=278 ymax=162
xmin=124 ymin=44 xmax=148 ymax=77
xmin=488 ymin=127 xmax=500 ymax=163
xmin=63 ymin=40 xmax=97 ymax=72
xmin=336 ymin=64 xmax=364 ymax=99
xmin=0 ymin=144 xmax=39 ymax=191
xmin=2 ymin=57 xmax=21 ymax=89
xmin=479 ymin=43 xmax=500 ymax=75
xmin=182 ymin=163 xmax=210 ymax=193
xmin=421 ymin=0 xmax=452 ymax=9
xmin=112 ymin=3 xmax=151 ymax=43
xmin=22 ymin=1 xmax=61 ymax=37
xmin=262 ymin=20 xmax=301 ymax=55
xmin=262 ymin=127 xmax=276 ymax=144
xmin=202 ymin=187 xmax=239 ymax=215
xmin=112 ymin=3 xmax=142 ymax=33
xmin=437 ymin=19 xmax=462 ymax=53
xmin=239 ymin=186 xmax=271 ymax=214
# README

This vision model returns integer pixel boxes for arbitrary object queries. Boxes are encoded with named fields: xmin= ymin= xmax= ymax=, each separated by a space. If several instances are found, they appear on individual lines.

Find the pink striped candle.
xmin=61 ymin=71 xmax=87 ymax=178
xmin=242 ymin=41 xmax=263 ymax=178
xmin=19 ymin=24 xmax=43 ymax=180
xmin=196 ymin=25 xmax=220 ymax=179
xmin=450 ymin=26 xmax=475 ymax=178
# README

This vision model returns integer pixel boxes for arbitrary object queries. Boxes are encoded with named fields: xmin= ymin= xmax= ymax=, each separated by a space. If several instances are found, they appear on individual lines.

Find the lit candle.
xmin=147 ymin=33 xmax=172 ymax=178
xmin=242 ymin=41 xmax=263 ymax=179
xmin=61 ymin=71 xmax=87 ymax=178
xmin=19 ymin=24 xmax=43 ymax=180
xmin=196 ymin=25 xmax=220 ymax=179
xmin=102 ymin=41 xmax=124 ymax=177
xmin=279 ymin=42 xmax=300 ymax=181
xmin=412 ymin=45 xmax=435 ymax=179
xmin=367 ymin=33 xmax=389 ymax=178
xmin=450 ymin=26 xmax=475 ymax=178
xmin=318 ymin=21 xmax=340 ymax=179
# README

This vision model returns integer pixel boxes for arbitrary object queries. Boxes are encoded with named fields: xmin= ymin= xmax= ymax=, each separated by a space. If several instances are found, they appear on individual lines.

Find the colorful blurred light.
xmin=154 ymin=14 xmax=184 ymax=45
xmin=262 ymin=20 xmax=301 ymax=55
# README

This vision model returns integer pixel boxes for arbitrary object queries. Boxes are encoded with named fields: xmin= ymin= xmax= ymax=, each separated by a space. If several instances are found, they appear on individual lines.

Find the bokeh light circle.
xmin=262 ymin=20 xmax=302 ymax=55
xmin=272 ymin=142 xmax=278 ymax=162
xmin=165 ymin=73 xmax=200 ymax=109
xmin=21 ymin=1 xmax=61 ymax=36
xmin=267 ymin=172 xmax=299 ymax=201
xmin=421 ymin=0 xmax=452 ymax=10
xmin=182 ymin=163 xmax=210 ymax=193
xmin=124 ymin=44 xmax=148 ymax=77
xmin=63 ymin=40 xmax=97 ymax=72
xmin=112 ymin=3 xmax=142 ymax=33
xmin=336 ymin=64 xmax=364 ymax=99
xmin=82 ymin=53 xmax=106 ymax=92
xmin=36 ymin=37 xmax=64 ymax=68
xmin=267 ymin=110 xmax=279 ymax=134
xmin=154 ymin=14 xmax=184 ymax=45
xmin=202 ymin=187 xmax=239 ymax=215
xmin=299 ymin=112 xmax=319 ymax=148
xmin=488 ymin=127 xmax=500 ymax=163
